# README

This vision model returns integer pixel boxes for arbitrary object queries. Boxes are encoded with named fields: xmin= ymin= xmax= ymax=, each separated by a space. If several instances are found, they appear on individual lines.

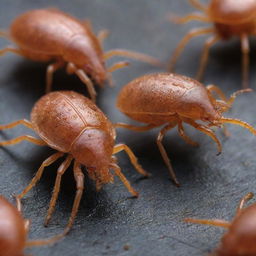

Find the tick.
xmin=168 ymin=0 xmax=256 ymax=88
xmin=0 ymin=91 xmax=149 ymax=237
xmin=0 ymin=8 xmax=161 ymax=101
xmin=185 ymin=192 xmax=256 ymax=256
xmin=0 ymin=195 xmax=61 ymax=256
xmin=116 ymin=73 xmax=256 ymax=186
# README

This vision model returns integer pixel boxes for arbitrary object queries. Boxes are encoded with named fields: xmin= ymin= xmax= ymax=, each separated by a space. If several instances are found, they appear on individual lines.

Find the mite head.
xmin=64 ymin=35 xmax=108 ymax=86
xmin=208 ymin=0 xmax=256 ymax=25
xmin=71 ymin=128 xmax=115 ymax=187
xmin=177 ymin=86 xmax=222 ymax=125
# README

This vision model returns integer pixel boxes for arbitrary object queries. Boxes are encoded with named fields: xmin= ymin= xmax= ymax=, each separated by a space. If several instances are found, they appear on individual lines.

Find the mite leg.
xmin=236 ymin=192 xmax=254 ymax=215
xmin=241 ymin=34 xmax=250 ymax=88
xmin=113 ymin=143 xmax=150 ymax=177
xmin=0 ymin=46 xmax=23 ymax=57
xmin=184 ymin=119 xmax=222 ymax=155
xmin=62 ymin=161 xmax=84 ymax=236
xmin=184 ymin=218 xmax=230 ymax=228
xmin=168 ymin=27 xmax=214 ymax=71
xmin=44 ymin=155 xmax=73 ymax=226
xmin=206 ymin=85 xmax=228 ymax=102
xmin=0 ymin=135 xmax=46 ymax=147
xmin=0 ymin=119 xmax=33 ymax=130
xmin=188 ymin=0 xmax=207 ymax=12
xmin=67 ymin=62 xmax=97 ymax=102
xmin=220 ymin=117 xmax=256 ymax=135
xmin=107 ymin=61 xmax=130 ymax=73
xmin=167 ymin=13 xmax=211 ymax=24
xmin=114 ymin=123 xmax=157 ymax=132
xmin=156 ymin=123 xmax=180 ymax=186
xmin=110 ymin=163 xmax=138 ymax=197
xmin=196 ymin=35 xmax=219 ymax=81
xmin=177 ymin=121 xmax=199 ymax=146
xmin=16 ymin=152 xmax=64 ymax=202
xmin=104 ymin=49 xmax=162 ymax=67
xmin=97 ymin=29 xmax=109 ymax=45
xmin=46 ymin=62 xmax=64 ymax=93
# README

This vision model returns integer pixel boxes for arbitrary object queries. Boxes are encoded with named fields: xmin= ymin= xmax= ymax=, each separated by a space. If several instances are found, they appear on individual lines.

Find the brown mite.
xmin=0 ymin=195 xmax=62 ymax=256
xmin=168 ymin=0 xmax=256 ymax=88
xmin=0 ymin=8 xmax=161 ymax=101
xmin=0 ymin=91 xmax=149 ymax=237
xmin=115 ymin=72 xmax=256 ymax=186
xmin=184 ymin=192 xmax=256 ymax=256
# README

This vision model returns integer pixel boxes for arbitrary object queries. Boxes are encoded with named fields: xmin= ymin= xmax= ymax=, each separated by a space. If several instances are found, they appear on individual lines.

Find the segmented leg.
xmin=44 ymin=155 xmax=73 ymax=226
xmin=196 ymin=35 xmax=220 ymax=81
xmin=184 ymin=218 xmax=230 ymax=228
xmin=183 ymin=118 xmax=222 ymax=155
xmin=168 ymin=27 xmax=214 ymax=71
xmin=104 ymin=49 xmax=162 ymax=67
xmin=16 ymin=152 xmax=64 ymax=201
xmin=110 ymin=162 xmax=138 ymax=197
xmin=0 ymin=119 xmax=33 ymax=130
xmin=206 ymin=85 xmax=228 ymax=102
xmin=167 ymin=13 xmax=211 ymax=24
xmin=113 ymin=143 xmax=150 ymax=177
xmin=241 ymin=34 xmax=250 ymax=88
xmin=177 ymin=121 xmax=199 ymax=146
xmin=220 ymin=117 xmax=256 ymax=135
xmin=156 ymin=123 xmax=179 ymax=186
xmin=0 ymin=46 xmax=23 ymax=56
xmin=236 ymin=192 xmax=254 ymax=216
xmin=188 ymin=0 xmax=207 ymax=12
xmin=67 ymin=62 xmax=97 ymax=102
xmin=0 ymin=135 xmax=46 ymax=146
xmin=46 ymin=62 xmax=64 ymax=93
xmin=62 ymin=161 xmax=84 ymax=236
xmin=114 ymin=123 xmax=157 ymax=132
xmin=107 ymin=61 xmax=129 ymax=73
xmin=97 ymin=29 xmax=109 ymax=45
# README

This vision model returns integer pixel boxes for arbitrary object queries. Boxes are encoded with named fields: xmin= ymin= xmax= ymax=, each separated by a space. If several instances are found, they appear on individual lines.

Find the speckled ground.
xmin=0 ymin=1 xmax=256 ymax=255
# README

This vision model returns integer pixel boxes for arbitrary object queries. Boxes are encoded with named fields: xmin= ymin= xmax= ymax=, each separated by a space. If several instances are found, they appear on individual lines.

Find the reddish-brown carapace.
xmin=0 ymin=91 xmax=149 ymax=237
xmin=0 ymin=8 xmax=161 ymax=101
xmin=0 ymin=195 xmax=61 ymax=256
xmin=116 ymin=73 xmax=256 ymax=186
xmin=168 ymin=0 xmax=256 ymax=88
xmin=185 ymin=192 xmax=256 ymax=256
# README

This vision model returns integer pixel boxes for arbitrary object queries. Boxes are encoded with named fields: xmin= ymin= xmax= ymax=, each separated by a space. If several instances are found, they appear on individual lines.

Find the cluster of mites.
xmin=1 ymin=1 xmax=256 ymax=255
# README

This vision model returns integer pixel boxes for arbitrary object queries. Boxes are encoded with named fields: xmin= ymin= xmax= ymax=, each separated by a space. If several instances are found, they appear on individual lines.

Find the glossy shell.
xmin=0 ymin=196 xmax=26 ymax=256
xmin=31 ymin=91 xmax=115 ymax=153
xmin=10 ymin=9 xmax=103 ymax=60
xmin=218 ymin=204 xmax=256 ymax=256
xmin=208 ymin=0 xmax=256 ymax=25
xmin=117 ymin=73 xmax=217 ymax=125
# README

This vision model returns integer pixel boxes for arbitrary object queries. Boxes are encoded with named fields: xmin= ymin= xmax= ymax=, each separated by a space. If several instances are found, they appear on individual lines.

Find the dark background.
xmin=0 ymin=0 xmax=256 ymax=255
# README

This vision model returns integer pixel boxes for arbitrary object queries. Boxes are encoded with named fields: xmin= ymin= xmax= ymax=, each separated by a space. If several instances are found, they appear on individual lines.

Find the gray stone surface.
xmin=0 ymin=0 xmax=256 ymax=255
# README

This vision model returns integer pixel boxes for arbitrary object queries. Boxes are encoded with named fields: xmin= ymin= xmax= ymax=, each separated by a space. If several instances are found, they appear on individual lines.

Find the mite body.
xmin=168 ymin=0 xmax=256 ymax=88
xmin=0 ymin=91 xmax=149 ymax=237
xmin=116 ymin=73 xmax=256 ymax=186
xmin=0 ymin=195 xmax=58 ymax=256
xmin=0 ymin=9 xmax=160 ymax=101
xmin=185 ymin=193 xmax=256 ymax=256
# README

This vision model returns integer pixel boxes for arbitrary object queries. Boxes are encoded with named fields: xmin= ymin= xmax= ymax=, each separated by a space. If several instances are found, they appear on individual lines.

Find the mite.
xmin=184 ymin=192 xmax=256 ymax=256
xmin=168 ymin=0 xmax=256 ymax=88
xmin=0 ymin=91 xmax=149 ymax=237
xmin=116 ymin=73 xmax=256 ymax=186
xmin=0 ymin=195 xmax=60 ymax=256
xmin=0 ymin=8 xmax=161 ymax=101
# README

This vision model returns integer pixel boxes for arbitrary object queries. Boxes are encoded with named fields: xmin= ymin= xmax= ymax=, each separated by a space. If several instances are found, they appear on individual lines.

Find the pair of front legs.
xmin=168 ymin=0 xmax=250 ymax=88
xmin=184 ymin=192 xmax=254 ymax=229
xmin=0 ymin=119 xmax=149 ymax=242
